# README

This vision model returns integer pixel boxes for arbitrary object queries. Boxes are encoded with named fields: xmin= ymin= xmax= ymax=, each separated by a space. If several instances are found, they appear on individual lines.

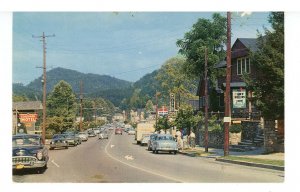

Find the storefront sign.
xmin=19 ymin=114 xmax=38 ymax=123
xmin=232 ymin=89 xmax=246 ymax=108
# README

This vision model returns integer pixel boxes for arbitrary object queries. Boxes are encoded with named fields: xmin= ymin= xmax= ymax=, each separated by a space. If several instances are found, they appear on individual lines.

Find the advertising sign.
xmin=19 ymin=113 xmax=38 ymax=123
xmin=232 ymin=89 xmax=246 ymax=108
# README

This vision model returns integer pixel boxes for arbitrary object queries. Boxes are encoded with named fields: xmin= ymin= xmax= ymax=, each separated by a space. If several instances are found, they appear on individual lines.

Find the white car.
xmin=152 ymin=134 xmax=178 ymax=155
xmin=127 ymin=129 xmax=135 ymax=135
xmin=78 ymin=132 xmax=88 ymax=141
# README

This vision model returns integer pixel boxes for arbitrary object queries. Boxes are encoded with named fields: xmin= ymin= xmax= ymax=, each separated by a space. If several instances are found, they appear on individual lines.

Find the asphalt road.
xmin=12 ymin=130 xmax=284 ymax=183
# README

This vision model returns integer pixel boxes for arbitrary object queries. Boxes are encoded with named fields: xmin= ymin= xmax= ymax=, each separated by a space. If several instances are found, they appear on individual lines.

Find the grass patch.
xmin=221 ymin=156 xmax=284 ymax=167
xmin=182 ymin=149 xmax=214 ymax=157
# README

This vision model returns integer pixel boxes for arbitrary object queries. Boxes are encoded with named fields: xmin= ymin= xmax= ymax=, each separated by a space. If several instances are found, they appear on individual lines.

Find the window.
xmin=237 ymin=57 xmax=251 ymax=75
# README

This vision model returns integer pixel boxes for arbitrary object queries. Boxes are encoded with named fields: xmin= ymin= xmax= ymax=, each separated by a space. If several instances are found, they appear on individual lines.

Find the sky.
xmin=12 ymin=12 xmax=271 ymax=85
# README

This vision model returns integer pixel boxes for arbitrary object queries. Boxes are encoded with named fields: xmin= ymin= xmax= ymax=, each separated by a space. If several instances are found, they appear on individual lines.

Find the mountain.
xmin=13 ymin=67 xmax=133 ymax=106
xmin=26 ymin=67 xmax=132 ymax=94
xmin=133 ymin=70 xmax=161 ymax=98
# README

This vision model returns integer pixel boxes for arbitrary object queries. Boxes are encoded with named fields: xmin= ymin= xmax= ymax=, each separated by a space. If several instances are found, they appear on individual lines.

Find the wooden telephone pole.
xmin=224 ymin=12 xmax=232 ymax=156
xmin=79 ymin=80 xmax=83 ymax=132
xmin=33 ymin=32 xmax=55 ymax=144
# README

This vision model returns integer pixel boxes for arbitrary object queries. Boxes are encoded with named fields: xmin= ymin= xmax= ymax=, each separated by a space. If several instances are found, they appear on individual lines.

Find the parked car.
xmin=98 ymin=130 xmax=109 ymax=139
xmin=12 ymin=134 xmax=49 ymax=172
xmin=87 ymin=130 xmax=96 ymax=137
xmin=147 ymin=133 xmax=158 ymax=151
xmin=63 ymin=133 xmax=80 ymax=146
xmin=115 ymin=128 xmax=122 ymax=135
xmin=152 ymin=134 xmax=178 ymax=154
xmin=127 ymin=128 xmax=135 ymax=135
xmin=141 ymin=135 xmax=150 ymax=146
xmin=49 ymin=134 xmax=69 ymax=150
xmin=78 ymin=132 xmax=89 ymax=141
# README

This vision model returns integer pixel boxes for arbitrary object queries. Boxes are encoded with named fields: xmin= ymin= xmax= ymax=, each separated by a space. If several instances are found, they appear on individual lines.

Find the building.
xmin=12 ymin=101 xmax=43 ymax=135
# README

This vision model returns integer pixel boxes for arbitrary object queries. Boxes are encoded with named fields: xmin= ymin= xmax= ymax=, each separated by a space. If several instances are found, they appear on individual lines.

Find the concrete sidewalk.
xmin=179 ymin=146 xmax=284 ymax=171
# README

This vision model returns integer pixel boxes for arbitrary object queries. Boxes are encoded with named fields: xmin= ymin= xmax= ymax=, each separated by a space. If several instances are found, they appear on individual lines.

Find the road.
xmin=13 ymin=130 xmax=284 ymax=183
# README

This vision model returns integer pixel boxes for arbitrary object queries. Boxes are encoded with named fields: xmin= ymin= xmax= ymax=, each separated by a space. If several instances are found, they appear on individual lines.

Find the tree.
xmin=156 ymin=56 xmax=198 ymax=107
xmin=175 ymin=104 xmax=198 ymax=134
xmin=176 ymin=13 xmax=227 ymax=86
xmin=155 ymin=115 xmax=172 ymax=132
xmin=13 ymin=94 xmax=29 ymax=102
xmin=46 ymin=80 xmax=77 ymax=133
xmin=245 ymin=12 xmax=284 ymax=120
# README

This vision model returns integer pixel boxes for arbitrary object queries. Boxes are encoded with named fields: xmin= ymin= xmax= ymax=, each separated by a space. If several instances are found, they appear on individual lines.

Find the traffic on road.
xmin=12 ymin=123 xmax=284 ymax=183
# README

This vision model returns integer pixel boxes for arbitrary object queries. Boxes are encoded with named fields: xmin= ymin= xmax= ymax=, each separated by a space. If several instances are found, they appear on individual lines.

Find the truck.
xmin=135 ymin=121 xmax=155 ymax=144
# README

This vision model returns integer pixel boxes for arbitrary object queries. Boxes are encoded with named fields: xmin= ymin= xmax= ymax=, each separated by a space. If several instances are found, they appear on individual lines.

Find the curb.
xmin=216 ymin=158 xmax=284 ymax=171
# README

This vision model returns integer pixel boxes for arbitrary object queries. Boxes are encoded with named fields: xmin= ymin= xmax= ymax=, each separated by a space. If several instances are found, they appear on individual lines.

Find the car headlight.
xmin=37 ymin=151 xmax=43 ymax=160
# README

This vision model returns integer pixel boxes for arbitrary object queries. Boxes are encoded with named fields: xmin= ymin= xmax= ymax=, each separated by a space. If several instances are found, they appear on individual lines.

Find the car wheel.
xmin=65 ymin=146 xmax=68 ymax=149
xmin=49 ymin=147 xmax=53 ymax=150
xmin=155 ymin=150 xmax=158 ymax=154
xmin=174 ymin=151 xmax=177 ymax=155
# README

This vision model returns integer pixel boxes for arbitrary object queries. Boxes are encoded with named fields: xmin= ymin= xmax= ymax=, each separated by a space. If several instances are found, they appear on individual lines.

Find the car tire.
xmin=49 ymin=147 xmax=53 ymax=150
xmin=155 ymin=150 xmax=158 ymax=154
xmin=65 ymin=146 xmax=68 ymax=149
xmin=174 ymin=151 xmax=177 ymax=155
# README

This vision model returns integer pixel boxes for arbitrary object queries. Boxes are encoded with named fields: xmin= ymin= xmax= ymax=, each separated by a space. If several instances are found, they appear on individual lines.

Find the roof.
xmin=237 ymin=38 xmax=258 ymax=52
xmin=13 ymin=101 xmax=43 ymax=111
xmin=215 ymin=60 xmax=227 ymax=68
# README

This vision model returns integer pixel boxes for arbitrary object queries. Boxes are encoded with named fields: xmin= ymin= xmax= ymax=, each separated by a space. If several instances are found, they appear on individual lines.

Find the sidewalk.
xmin=179 ymin=146 xmax=284 ymax=171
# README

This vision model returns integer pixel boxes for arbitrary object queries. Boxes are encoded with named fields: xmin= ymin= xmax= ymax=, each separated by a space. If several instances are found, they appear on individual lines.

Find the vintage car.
xmin=115 ymin=128 xmax=122 ymax=135
xmin=147 ymin=133 xmax=158 ymax=151
xmin=141 ymin=134 xmax=150 ymax=146
xmin=87 ymin=130 xmax=96 ymax=137
xmin=127 ymin=128 xmax=135 ymax=135
xmin=78 ymin=132 xmax=89 ymax=141
xmin=12 ymin=134 xmax=49 ymax=172
xmin=63 ymin=133 xmax=80 ymax=146
xmin=152 ymin=134 xmax=178 ymax=154
xmin=49 ymin=134 xmax=69 ymax=150
xmin=98 ymin=130 xmax=109 ymax=139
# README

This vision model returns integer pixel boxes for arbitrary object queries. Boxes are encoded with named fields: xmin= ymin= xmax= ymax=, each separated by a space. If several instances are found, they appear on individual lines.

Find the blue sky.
xmin=13 ymin=12 xmax=271 ymax=85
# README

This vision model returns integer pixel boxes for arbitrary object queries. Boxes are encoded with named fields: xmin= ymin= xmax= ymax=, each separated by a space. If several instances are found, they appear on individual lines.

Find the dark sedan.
xmin=49 ymin=134 xmax=69 ymax=150
xmin=12 ymin=134 xmax=49 ymax=172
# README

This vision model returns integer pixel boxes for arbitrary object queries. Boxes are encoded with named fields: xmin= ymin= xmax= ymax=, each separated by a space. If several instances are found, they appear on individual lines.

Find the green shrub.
xmin=230 ymin=124 xmax=242 ymax=133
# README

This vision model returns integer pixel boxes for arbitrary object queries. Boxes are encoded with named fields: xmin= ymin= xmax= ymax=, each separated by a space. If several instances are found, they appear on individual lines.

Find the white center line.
xmin=51 ymin=159 xmax=60 ymax=168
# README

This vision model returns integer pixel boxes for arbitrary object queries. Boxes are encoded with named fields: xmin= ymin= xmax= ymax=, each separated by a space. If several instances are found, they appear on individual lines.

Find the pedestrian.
xmin=176 ymin=129 xmax=183 ymax=150
xmin=189 ymin=130 xmax=196 ymax=148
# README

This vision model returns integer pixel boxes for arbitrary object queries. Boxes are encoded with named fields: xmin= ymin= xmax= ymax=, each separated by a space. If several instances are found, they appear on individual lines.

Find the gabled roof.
xmin=235 ymin=38 xmax=258 ymax=52
xmin=13 ymin=101 xmax=43 ymax=111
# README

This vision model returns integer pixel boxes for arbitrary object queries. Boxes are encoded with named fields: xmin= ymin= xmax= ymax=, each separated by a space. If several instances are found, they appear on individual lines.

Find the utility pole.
xmin=224 ymin=12 xmax=232 ymax=156
xmin=204 ymin=47 xmax=209 ymax=153
xmin=79 ymin=80 xmax=83 ymax=132
xmin=155 ymin=90 xmax=158 ymax=129
xmin=33 ymin=32 xmax=55 ymax=145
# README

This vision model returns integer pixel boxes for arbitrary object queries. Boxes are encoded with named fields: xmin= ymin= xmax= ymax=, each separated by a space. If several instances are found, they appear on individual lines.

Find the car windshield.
xmin=157 ymin=135 xmax=173 ymax=141
xmin=13 ymin=135 xmax=41 ymax=147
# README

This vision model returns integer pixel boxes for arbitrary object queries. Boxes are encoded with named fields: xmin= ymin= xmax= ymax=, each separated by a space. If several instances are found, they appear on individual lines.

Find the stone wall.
xmin=241 ymin=121 xmax=261 ymax=141
xmin=198 ymin=130 xmax=224 ymax=148
xmin=264 ymin=120 xmax=277 ymax=153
